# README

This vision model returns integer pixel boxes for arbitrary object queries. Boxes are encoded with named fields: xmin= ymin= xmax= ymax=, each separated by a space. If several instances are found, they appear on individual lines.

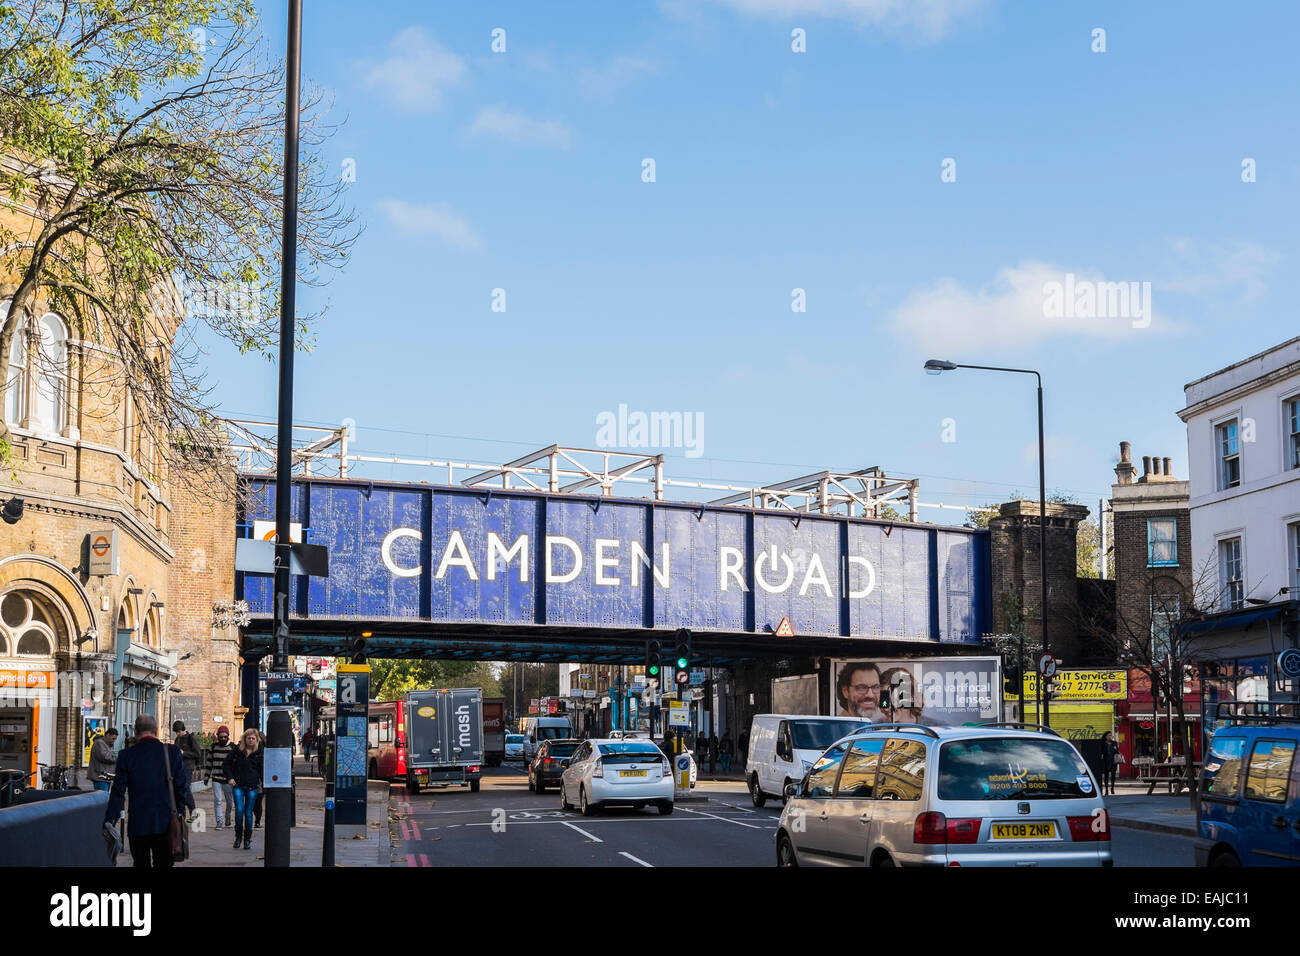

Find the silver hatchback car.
xmin=776 ymin=723 xmax=1112 ymax=867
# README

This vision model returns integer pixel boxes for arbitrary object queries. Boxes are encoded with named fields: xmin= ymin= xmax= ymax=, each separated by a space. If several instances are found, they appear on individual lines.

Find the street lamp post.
xmin=923 ymin=360 xmax=1050 ymax=728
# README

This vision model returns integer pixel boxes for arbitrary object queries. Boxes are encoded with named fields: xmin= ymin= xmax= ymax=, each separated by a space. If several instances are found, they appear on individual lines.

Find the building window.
xmin=1147 ymin=518 xmax=1178 ymax=567
xmin=1 ymin=306 xmax=68 ymax=433
xmin=1215 ymin=420 xmax=1240 ymax=490
xmin=1289 ymin=522 xmax=1300 ymax=595
xmin=0 ymin=591 xmax=58 ymax=658
xmin=1288 ymin=398 xmax=1300 ymax=471
xmin=1150 ymin=595 xmax=1181 ymax=659
xmin=1219 ymin=538 xmax=1244 ymax=610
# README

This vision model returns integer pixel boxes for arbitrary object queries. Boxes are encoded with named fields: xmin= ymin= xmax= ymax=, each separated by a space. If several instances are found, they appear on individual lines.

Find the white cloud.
xmin=376 ymin=199 xmax=481 ymax=250
xmin=362 ymin=27 xmax=465 ymax=114
xmin=1162 ymin=239 xmax=1281 ymax=303
xmin=711 ymin=0 xmax=989 ymax=41
xmin=576 ymin=55 xmax=659 ymax=99
xmin=468 ymin=107 xmax=574 ymax=149
xmin=888 ymin=261 xmax=1160 ymax=354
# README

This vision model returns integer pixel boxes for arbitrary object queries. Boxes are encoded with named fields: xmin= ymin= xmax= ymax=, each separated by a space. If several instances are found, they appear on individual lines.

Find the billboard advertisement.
xmin=238 ymin=477 xmax=990 ymax=644
xmin=832 ymin=657 xmax=1001 ymax=726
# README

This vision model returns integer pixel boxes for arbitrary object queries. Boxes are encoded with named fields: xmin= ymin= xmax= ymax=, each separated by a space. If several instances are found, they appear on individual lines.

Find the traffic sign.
xmin=1038 ymin=654 xmax=1057 ymax=678
xmin=668 ymin=702 xmax=689 ymax=726
xmin=774 ymin=616 xmax=794 ymax=637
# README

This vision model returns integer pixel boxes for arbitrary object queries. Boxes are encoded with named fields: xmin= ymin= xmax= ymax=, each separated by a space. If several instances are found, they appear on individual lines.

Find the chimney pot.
xmin=1142 ymin=455 xmax=1152 ymax=477
xmin=1153 ymin=458 xmax=1162 ymax=476
xmin=1163 ymin=457 xmax=1172 ymax=477
xmin=1119 ymin=441 xmax=1132 ymax=463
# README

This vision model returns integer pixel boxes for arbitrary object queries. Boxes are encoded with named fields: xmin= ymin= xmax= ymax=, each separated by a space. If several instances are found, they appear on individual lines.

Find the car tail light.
xmin=946 ymin=817 xmax=981 ymax=844
xmin=912 ymin=813 xmax=980 ymax=845
xmin=593 ymin=760 xmax=604 ymax=778
xmin=468 ymin=766 xmax=480 ymax=773
xmin=913 ymin=811 xmax=948 ymax=844
xmin=1068 ymin=813 xmax=1110 ymax=842
xmin=543 ymin=758 xmax=555 ymax=766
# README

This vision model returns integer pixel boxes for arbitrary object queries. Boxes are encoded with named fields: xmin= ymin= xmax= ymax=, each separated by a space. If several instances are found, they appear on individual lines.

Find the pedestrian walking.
xmin=719 ymin=735 xmax=733 ymax=774
xmin=301 ymin=728 xmax=315 ymax=769
xmin=1100 ymin=731 xmax=1120 ymax=796
xmin=738 ymin=729 xmax=749 ymax=768
xmin=104 ymin=714 xmax=193 ymax=868
xmin=203 ymin=725 xmax=237 ymax=828
xmin=172 ymin=720 xmax=201 ymax=782
xmin=708 ymin=732 xmax=718 ymax=774
xmin=222 ymin=728 xmax=264 ymax=850
xmin=252 ymin=729 xmax=266 ymax=829
xmin=89 ymin=728 xmax=118 ymax=792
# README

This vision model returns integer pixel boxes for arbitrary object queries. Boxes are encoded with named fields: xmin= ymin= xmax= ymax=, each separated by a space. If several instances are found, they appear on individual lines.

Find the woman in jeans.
xmin=223 ymin=729 xmax=264 ymax=850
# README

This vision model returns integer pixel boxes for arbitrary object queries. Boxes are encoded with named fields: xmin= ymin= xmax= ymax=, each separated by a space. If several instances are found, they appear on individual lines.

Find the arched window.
xmin=33 ymin=312 xmax=67 ymax=433
xmin=1 ymin=304 xmax=68 ymax=433
xmin=0 ymin=591 xmax=57 ymax=658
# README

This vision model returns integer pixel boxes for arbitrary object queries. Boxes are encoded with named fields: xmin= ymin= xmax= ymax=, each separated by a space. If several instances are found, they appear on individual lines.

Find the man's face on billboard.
xmin=842 ymin=667 xmax=882 ymax=719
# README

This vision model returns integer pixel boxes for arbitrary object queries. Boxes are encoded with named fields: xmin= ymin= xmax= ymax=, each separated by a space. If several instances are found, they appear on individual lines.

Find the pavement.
xmin=177 ymin=769 xmax=391 ymax=868
xmin=1105 ymin=788 xmax=1198 ymax=837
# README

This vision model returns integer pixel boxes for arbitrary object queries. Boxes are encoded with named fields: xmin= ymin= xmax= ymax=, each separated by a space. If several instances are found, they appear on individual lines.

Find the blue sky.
xmin=201 ymin=0 xmax=1300 ymax=519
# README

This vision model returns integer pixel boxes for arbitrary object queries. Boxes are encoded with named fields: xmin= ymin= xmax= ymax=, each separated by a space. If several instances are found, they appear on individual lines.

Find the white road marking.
xmin=676 ymin=806 xmax=762 ymax=829
xmin=620 ymin=851 xmax=653 ymax=867
xmin=562 ymin=822 xmax=603 ymax=843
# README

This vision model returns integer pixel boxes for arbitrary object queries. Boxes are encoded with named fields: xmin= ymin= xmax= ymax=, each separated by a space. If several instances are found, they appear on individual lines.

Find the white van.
xmin=521 ymin=716 xmax=573 ymax=760
xmin=746 ymin=714 xmax=872 ymax=807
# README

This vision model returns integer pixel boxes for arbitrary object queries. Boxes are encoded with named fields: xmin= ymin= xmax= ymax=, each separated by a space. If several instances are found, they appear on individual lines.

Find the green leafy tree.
xmin=0 ymin=1 xmax=356 ymax=478
xmin=370 ymin=659 xmax=501 ymax=702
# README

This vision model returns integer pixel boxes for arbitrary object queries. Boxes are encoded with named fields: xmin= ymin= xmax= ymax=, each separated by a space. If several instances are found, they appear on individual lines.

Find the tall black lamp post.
xmin=923 ymin=359 xmax=1050 ymax=728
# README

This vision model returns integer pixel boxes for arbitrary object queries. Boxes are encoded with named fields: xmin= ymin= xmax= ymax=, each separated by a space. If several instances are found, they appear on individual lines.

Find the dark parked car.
xmin=528 ymin=738 xmax=580 ymax=794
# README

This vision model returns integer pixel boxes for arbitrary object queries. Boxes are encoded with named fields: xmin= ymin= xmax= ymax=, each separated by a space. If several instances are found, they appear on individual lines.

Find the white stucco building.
xmin=1179 ymin=336 xmax=1300 ymax=609
xmin=1174 ymin=337 xmax=1299 ymax=704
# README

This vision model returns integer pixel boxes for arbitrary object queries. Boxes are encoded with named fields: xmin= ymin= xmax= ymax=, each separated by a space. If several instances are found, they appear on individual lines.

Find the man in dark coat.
xmin=105 ymin=714 xmax=194 ymax=868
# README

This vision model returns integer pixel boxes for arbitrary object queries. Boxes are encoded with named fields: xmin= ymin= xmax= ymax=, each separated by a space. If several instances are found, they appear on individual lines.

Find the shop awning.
xmin=1178 ymin=603 xmax=1290 ymax=638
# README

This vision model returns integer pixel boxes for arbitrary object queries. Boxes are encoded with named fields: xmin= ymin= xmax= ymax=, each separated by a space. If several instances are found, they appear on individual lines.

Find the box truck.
xmin=404 ymin=688 xmax=484 ymax=794
xmin=482 ymin=697 xmax=506 ymax=767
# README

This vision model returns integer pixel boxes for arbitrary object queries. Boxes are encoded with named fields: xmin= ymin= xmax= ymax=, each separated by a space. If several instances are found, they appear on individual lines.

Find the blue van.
xmin=1196 ymin=702 xmax=1300 ymax=867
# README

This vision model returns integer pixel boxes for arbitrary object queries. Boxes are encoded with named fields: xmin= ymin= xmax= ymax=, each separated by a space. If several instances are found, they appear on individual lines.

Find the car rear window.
xmin=938 ymin=737 xmax=1095 ymax=801
xmin=538 ymin=726 xmax=570 ymax=740
xmin=506 ymin=735 xmax=524 ymax=743
xmin=547 ymin=743 xmax=578 ymax=757
xmin=600 ymin=744 xmax=664 ymax=764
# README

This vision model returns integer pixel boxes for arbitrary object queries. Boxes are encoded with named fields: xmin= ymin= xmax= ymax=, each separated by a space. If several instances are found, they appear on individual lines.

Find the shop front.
xmin=113 ymin=634 xmax=176 ymax=741
xmin=1119 ymin=669 xmax=1203 ymax=776
xmin=1024 ymin=669 xmax=1127 ymax=775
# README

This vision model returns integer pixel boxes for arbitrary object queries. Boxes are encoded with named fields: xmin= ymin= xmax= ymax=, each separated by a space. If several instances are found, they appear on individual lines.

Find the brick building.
xmin=0 ymin=165 xmax=236 ymax=786
xmin=987 ymin=498 xmax=1092 ymax=663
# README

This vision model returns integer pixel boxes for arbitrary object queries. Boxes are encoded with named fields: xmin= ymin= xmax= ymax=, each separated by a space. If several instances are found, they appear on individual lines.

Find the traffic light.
xmin=646 ymin=640 xmax=661 ymax=677
xmin=349 ymin=635 xmax=367 ymax=664
xmin=673 ymin=628 xmax=691 ymax=671
xmin=1003 ymin=658 xmax=1021 ymax=695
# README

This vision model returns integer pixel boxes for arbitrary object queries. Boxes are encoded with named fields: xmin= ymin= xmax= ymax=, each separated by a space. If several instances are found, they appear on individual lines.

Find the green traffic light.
xmin=649 ymin=664 xmax=659 ymax=675
xmin=676 ymin=656 xmax=688 ymax=669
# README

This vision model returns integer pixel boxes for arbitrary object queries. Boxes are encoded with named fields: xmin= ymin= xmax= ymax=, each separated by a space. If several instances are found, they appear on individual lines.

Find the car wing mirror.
xmin=561 ymin=759 xmax=570 ymax=768
xmin=784 ymin=782 xmax=800 ymax=799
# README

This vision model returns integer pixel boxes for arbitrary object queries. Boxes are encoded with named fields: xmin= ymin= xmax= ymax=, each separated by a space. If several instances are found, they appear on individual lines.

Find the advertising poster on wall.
xmin=831 ymin=657 xmax=1001 ymax=726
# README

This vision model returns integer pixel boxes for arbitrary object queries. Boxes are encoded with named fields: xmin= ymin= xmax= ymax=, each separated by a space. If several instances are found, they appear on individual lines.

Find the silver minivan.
xmin=776 ymin=724 xmax=1113 ymax=867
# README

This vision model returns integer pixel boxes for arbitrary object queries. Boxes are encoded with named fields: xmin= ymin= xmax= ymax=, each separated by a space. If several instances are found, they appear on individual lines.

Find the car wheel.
xmin=1210 ymin=849 xmax=1241 ymax=867
xmin=657 ymin=801 xmax=673 ymax=816
xmin=776 ymin=832 xmax=798 ymax=867
xmin=407 ymin=776 xmax=421 ymax=795
xmin=470 ymin=779 xmax=481 ymax=793
xmin=527 ymin=771 xmax=535 ymax=792
xmin=535 ymin=778 xmax=546 ymax=795
xmin=749 ymin=773 xmax=767 ymax=808
xmin=560 ymin=783 xmax=572 ymax=811
xmin=872 ymin=851 xmax=896 ymax=868
xmin=581 ymin=787 xmax=598 ymax=817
